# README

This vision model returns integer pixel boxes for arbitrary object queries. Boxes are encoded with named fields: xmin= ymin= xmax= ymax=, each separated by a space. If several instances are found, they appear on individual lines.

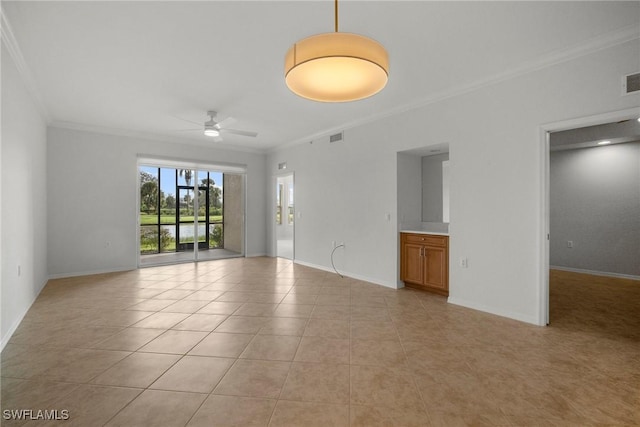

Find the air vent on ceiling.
xmin=329 ymin=132 xmax=344 ymax=143
xmin=623 ymin=72 xmax=640 ymax=95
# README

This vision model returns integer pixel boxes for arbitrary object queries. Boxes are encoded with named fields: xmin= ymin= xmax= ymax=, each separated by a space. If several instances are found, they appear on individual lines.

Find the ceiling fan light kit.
xmin=285 ymin=0 xmax=389 ymax=102
xmin=199 ymin=110 xmax=257 ymax=139
xmin=204 ymin=126 xmax=220 ymax=137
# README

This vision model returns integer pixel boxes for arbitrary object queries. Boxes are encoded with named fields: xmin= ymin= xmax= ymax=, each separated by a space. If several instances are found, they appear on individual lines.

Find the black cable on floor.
xmin=330 ymin=244 xmax=345 ymax=278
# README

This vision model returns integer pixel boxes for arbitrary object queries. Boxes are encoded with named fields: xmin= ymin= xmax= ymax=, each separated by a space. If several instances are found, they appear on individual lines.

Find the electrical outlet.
xmin=459 ymin=258 xmax=468 ymax=268
xmin=567 ymin=240 xmax=574 ymax=248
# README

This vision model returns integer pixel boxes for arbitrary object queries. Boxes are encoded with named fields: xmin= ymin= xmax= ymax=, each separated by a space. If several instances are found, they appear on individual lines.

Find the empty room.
xmin=1 ymin=1 xmax=639 ymax=426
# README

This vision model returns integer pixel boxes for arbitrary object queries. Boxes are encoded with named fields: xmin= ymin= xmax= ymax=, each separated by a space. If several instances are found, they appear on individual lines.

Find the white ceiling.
xmin=4 ymin=1 xmax=639 ymax=152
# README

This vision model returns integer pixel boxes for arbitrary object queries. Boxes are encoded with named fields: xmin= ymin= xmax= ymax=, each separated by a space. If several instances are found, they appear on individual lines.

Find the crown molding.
xmin=270 ymin=24 xmax=640 ymax=154
xmin=1 ymin=7 xmax=51 ymax=123
xmin=49 ymin=120 xmax=268 ymax=155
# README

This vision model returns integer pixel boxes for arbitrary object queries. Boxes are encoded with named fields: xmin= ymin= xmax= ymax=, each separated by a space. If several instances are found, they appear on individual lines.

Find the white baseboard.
xmin=49 ymin=256 xmax=274 ymax=279
xmin=292 ymin=259 xmax=398 ymax=289
xmin=292 ymin=259 xmax=334 ymax=273
xmin=447 ymin=296 xmax=541 ymax=326
xmin=48 ymin=266 xmax=135 ymax=280
xmin=0 ymin=306 xmax=31 ymax=352
xmin=1 ymin=310 xmax=27 ymax=352
xmin=550 ymin=265 xmax=640 ymax=281
xmin=0 ymin=278 xmax=48 ymax=352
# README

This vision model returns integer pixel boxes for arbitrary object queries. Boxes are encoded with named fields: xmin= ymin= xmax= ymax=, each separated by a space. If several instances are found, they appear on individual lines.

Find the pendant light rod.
xmin=334 ymin=0 xmax=338 ymax=32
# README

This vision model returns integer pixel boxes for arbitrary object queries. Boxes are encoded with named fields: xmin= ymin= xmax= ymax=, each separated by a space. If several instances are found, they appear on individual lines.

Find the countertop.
xmin=400 ymin=230 xmax=449 ymax=236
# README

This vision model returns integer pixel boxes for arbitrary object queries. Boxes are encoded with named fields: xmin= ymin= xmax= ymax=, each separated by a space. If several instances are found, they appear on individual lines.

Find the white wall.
xmin=397 ymin=152 xmax=423 ymax=229
xmin=47 ymin=127 xmax=266 ymax=277
xmin=268 ymin=136 xmax=400 ymax=286
xmin=1 ymin=44 xmax=48 ymax=347
xmin=550 ymin=142 xmax=640 ymax=278
xmin=268 ymin=40 xmax=640 ymax=325
xmin=422 ymin=153 xmax=449 ymax=222
xmin=223 ymin=173 xmax=244 ymax=254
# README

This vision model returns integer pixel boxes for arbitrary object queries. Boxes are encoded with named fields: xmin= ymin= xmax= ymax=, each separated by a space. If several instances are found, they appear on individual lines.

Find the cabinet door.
xmin=401 ymin=243 xmax=424 ymax=285
xmin=424 ymin=246 xmax=447 ymax=291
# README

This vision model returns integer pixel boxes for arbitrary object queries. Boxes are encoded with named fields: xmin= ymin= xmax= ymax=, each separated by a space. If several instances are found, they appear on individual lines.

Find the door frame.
xmin=136 ymin=157 xmax=248 ymax=267
xmin=273 ymin=172 xmax=295 ymax=260
xmin=538 ymin=107 xmax=639 ymax=326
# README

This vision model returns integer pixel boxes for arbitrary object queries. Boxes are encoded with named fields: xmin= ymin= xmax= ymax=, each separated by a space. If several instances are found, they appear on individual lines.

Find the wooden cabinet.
xmin=400 ymin=233 xmax=449 ymax=296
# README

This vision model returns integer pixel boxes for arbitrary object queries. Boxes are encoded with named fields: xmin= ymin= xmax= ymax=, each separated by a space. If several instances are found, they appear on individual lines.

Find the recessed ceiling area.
xmin=550 ymin=119 xmax=640 ymax=151
xmin=399 ymin=143 xmax=450 ymax=158
xmin=4 ymin=1 xmax=639 ymax=151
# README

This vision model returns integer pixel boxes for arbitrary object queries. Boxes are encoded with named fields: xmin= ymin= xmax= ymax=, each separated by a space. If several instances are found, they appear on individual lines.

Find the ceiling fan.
xmin=174 ymin=111 xmax=258 ymax=142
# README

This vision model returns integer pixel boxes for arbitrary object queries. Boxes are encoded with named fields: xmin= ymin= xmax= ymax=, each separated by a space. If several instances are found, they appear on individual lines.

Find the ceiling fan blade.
xmin=172 ymin=128 xmax=201 ymax=132
xmin=215 ymin=116 xmax=236 ymax=128
xmin=171 ymin=115 xmax=203 ymax=126
xmin=221 ymin=128 xmax=258 ymax=137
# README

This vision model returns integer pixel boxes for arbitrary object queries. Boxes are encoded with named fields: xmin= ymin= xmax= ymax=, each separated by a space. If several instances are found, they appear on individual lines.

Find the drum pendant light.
xmin=284 ymin=0 xmax=389 ymax=102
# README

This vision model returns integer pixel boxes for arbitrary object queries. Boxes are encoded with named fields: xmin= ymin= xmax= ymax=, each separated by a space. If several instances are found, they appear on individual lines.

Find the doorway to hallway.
xmin=540 ymin=107 xmax=639 ymax=325
xmin=276 ymin=174 xmax=294 ymax=260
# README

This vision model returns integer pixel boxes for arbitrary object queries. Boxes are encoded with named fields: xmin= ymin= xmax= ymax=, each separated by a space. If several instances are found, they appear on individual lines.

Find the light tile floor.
xmin=1 ymin=259 xmax=639 ymax=426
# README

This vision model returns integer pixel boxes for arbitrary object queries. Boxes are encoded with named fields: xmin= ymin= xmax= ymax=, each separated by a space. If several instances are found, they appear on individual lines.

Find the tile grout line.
xmin=393 ymin=294 xmax=432 ymax=420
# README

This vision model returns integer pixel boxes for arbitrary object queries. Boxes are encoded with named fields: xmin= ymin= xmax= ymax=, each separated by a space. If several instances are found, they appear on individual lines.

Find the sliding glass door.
xmin=138 ymin=164 xmax=244 ymax=266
